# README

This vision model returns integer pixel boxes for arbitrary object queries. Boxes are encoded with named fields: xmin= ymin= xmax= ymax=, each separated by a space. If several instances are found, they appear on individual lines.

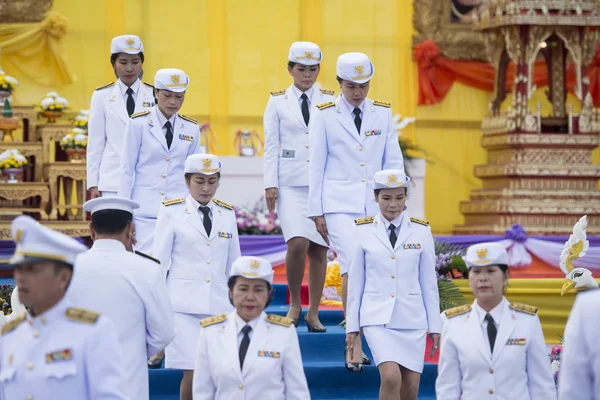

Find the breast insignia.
xmin=270 ymin=89 xmax=286 ymax=96
xmin=65 ymin=308 xmax=100 ymax=324
xmin=179 ymin=114 xmax=198 ymax=125
xmin=320 ymin=88 xmax=335 ymax=96
xmin=130 ymin=110 xmax=150 ymax=119
xmin=410 ymin=217 xmax=429 ymax=227
xmin=135 ymin=250 xmax=160 ymax=264
xmin=373 ymin=100 xmax=391 ymax=108
xmin=510 ymin=302 xmax=538 ymax=315
xmin=444 ymin=304 xmax=472 ymax=318
xmin=200 ymin=314 xmax=226 ymax=327
xmin=267 ymin=314 xmax=294 ymax=327
xmin=212 ymin=199 xmax=233 ymax=210
xmin=355 ymin=217 xmax=374 ymax=225
xmin=317 ymin=101 xmax=335 ymax=111
xmin=95 ymin=82 xmax=115 ymax=91
xmin=162 ymin=198 xmax=185 ymax=206
xmin=1 ymin=313 xmax=25 ymax=335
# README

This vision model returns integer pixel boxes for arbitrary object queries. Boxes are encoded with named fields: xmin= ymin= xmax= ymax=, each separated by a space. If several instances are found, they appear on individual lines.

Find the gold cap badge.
xmin=202 ymin=158 xmax=212 ymax=169
xmin=355 ymin=65 xmax=364 ymax=75
xmin=171 ymin=74 xmax=180 ymax=84
xmin=477 ymin=248 xmax=488 ymax=259
xmin=126 ymin=37 xmax=135 ymax=46
xmin=387 ymin=175 xmax=397 ymax=185
xmin=249 ymin=259 xmax=260 ymax=270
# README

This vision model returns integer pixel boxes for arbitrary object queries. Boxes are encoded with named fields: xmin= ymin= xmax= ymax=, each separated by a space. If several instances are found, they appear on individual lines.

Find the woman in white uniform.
xmin=153 ymin=153 xmax=240 ymax=400
xmin=346 ymin=169 xmax=441 ymax=400
xmin=436 ymin=242 xmax=556 ymax=400
xmin=87 ymin=35 xmax=155 ymax=198
xmin=263 ymin=41 xmax=335 ymax=330
xmin=192 ymin=256 xmax=310 ymax=400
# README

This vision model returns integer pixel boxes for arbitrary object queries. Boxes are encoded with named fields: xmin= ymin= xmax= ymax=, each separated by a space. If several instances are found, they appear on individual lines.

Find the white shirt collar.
xmin=235 ymin=311 xmax=263 ymax=335
xmin=380 ymin=213 xmax=404 ymax=231
xmin=341 ymin=93 xmax=365 ymax=115
xmin=290 ymin=84 xmax=314 ymax=102
xmin=155 ymin=106 xmax=177 ymax=129
xmin=475 ymin=297 xmax=506 ymax=325
xmin=188 ymin=195 xmax=213 ymax=210
xmin=118 ymin=78 xmax=140 ymax=96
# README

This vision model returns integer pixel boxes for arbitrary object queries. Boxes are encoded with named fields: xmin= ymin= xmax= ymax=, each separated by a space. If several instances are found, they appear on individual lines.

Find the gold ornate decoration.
xmin=0 ymin=221 xmax=89 ymax=240
xmin=44 ymin=163 xmax=86 ymax=221
xmin=0 ymin=0 xmax=53 ymax=23
xmin=249 ymin=259 xmax=260 ymax=270
xmin=0 ymin=183 xmax=49 ymax=219
xmin=37 ymin=123 xmax=72 ymax=161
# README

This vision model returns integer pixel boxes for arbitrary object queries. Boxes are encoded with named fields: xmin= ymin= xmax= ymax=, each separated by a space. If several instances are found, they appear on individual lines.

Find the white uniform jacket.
xmin=153 ymin=196 xmax=241 ymax=315
xmin=192 ymin=312 xmax=310 ymax=400
xmin=346 ymin=213 xmax=441 ymax=334
xmin=308 ymin=96 xmax=403 ymax=217
xmin=0 ymin=297 xmax=127 ymax=400
xmin=559 ymin=289 xmax=600 ymax=400
xmin=87 ymin=79 xmax=155 ymax=191
xmin=69 ymin=239 xmax=175 ymax=400
xmin=436 ymin=299 xmax=557 ymax=400
xmin=118 ymin=106 xmax=201 ymax=218
xmin=263 ymin=85 xmax=335 ymax=189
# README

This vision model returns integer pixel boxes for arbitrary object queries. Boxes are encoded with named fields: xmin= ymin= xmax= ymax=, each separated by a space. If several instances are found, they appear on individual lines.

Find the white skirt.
xmin=278 ymin=186 xmax=327 ymax=247
xmin=165 ymin=312 xmax=210 ymax=370
xmin=363 ymin=326 xmax=427 ymax=373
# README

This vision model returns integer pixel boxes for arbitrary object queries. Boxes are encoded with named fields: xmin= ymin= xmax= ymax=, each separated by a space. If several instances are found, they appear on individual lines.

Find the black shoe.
xmin=361 ymin=352 xmax=372 ymax=365
xmin=285 ymin=311 xmax=300 ymax=328
xmin=304 ymin=316 xmax=326 ymax=333
xmin=344 ymin=349 xmax=363 ymax=373
xmin=147 ymin=354 xmax=164 ymax=369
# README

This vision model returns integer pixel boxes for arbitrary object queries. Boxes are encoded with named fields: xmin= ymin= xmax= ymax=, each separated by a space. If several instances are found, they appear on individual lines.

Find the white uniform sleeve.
xmin=117 ymin=119 xmax=141 ymax=199
xmin=308 ymin=108 xmax=327 ymax=217
xmin=435 ymin=314 xmax=463 ymax=400
xmin=192 ymin=327 xmax=216 ymax=399
xmin=152 ymin=206 xmax=174 ymax=278
xmin=188 ymin=124 xmax=202 ymax=155
xmin=526 ymin=314 xmax=557 ymax=400
xmin=419 ymin=228 xmax=442 ymax=334
xmin=263 ymin=95 xmax=280 ymax=189
xmin=346 ymin=234 xmax=366 ymax=334
xmin=144 ymin=264 xmax=176 ymax=357
xmin=86 ymin=90 xmax=106 ymax=189
xmin=283 ymin=326 xmax=310 ymax=400
xmin=382 ymin=108 xmax=404 ymax=170
xmin=226 ymin=210 xmax=242 ymax=278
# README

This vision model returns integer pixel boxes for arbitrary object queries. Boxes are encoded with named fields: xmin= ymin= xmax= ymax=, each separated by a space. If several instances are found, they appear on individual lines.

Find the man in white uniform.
xmin=69 ymin=196 xmax=175 ymax=400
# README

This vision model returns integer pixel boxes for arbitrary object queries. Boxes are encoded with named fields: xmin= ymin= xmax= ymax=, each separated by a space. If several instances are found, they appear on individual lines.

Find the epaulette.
xmin=266 ymin=314 xmax=293 ymax=327
xmin=320 ymin=88 xmax=335 ymax=96
xmin=270 ymin=89 xmax=286 ymax=96
xmin=444 ymin=304 xmax=472 ymax=318
xmin=135 ymin=250 xmax=160 ymax=264
xmin=410 ymin=217 xmax=429 ymax=227
xmin=143 ymin=81 xmax=154 ymax=88
xmin=373 ymin=100 xmax=391 ymax=108
xmin=212 ymin=198 xmax=233 ymax=210
xmin=510 ymin=302 xmax=538 ymax=315
xmin=95 ymin=82 xmax=115 ymax=91
xmin=317 ymin=101 xmax=335 ymax=111
xmin=131 ymin=110 xmax=150 ymax=119
xmin=1 ymin=313 xmax=25 ymax=335
xmin=162 ymin=198 xmax=185 ymax=206
xmin=200 ymin=314 xmax=226 ymax=327
xmin=179 ymin=114 xmax=198 ymax=125
xmin=65 ymin=308 xmax=100 ymax=324
xmin=355 ymin=217 xmax=374 ymax=225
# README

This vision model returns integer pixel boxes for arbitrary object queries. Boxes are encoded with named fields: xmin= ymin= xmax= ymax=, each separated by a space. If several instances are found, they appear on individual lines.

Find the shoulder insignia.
xmin=131 ymin=110 xmax=150 ymax=119
xmin=200 ymin=314 xmax=226 ymax=327
xmin=270 ymin=89 xmax=286 ymax=96
xmin=1 ymin=313 xmax=25 ymax=335
xmin=444 ymin=304 xmax=472 ymax=318
xmin=510 ymin=302 xmax=538 ymax=315
xmin=320 ymin=88 xmax=335 ymax=96
xmin=266 ymin=314 xmax=293 ymax=327
xmin=95 ymin=81 xmax=115 ymax=91
xmin=355 ymin=217 xmax=374 ymax=225
xmin=410 ymin=217 xmax=429 ymax=227
xmin=373 ymin=100 xmax=391 ymax=108
xmin=135 ymin=250 xmax=160 ymax=264
xmin=179 ymin=114 xmax=198 ymax=125
xmin=317 ymin=101 xmax=335 ymax=111
xmin=143 ymin=81 xmax=154 ymax=88
xmin=162 ymin=198 xmax=185 ymax=206
xmin=212 ymin=198 xmax=233 ymax=210
xmin=65 ymin=308 xmax=100 ymax=324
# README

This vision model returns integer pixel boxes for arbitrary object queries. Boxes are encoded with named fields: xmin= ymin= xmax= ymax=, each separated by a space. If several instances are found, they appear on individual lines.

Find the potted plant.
xmin=0 ymin=70 xmax=18 ymax=103
xmin=59 ymin=128 xmax=87 ymax=162
xmin=434 ymin=239 xmax=469 ymax=311
xmin=39 ymin=92 xmax=69 ymax=123
xmin=0 ymin=149 xmax=28 ymax=183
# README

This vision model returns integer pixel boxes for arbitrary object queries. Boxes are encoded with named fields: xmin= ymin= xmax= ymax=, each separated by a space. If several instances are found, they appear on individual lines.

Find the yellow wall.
xmin=3 ymin=0 xmax=598 ymax=233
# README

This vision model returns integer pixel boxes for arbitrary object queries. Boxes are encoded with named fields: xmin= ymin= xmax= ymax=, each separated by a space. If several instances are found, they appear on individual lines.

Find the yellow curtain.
xmin=0 ymin=11 xmax=74 ymax=88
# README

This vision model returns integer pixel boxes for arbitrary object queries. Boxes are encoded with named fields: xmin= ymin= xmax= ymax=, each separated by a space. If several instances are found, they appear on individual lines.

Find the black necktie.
xmin=199 ymin=206 xmax=212 ymax=236
xmin=239 ymin=325 xmax=252 ymax=369
xmin=126 ymin=87 xmax=135 ymax=117
xmin=300 ymin=93 xmax=310 ymax=126
xmin=389 ymin=224 xmax=397 ymax=248
xmin=485 ymin=313 xmax=497 ymax=353
xmin=165 ymin=121 xmax=173 ymax=149
xmin=353 ymin=107 xmax=362 ymax=134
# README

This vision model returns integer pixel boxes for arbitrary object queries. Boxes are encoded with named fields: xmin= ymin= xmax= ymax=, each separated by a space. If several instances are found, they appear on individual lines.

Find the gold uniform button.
xmin=360 ymin=162 xmax=365 ymax=166
xmin=239 ymin=384 xmax=244 ymax=390
xmin=391 ymin=275 xmax=395 ymax=279
xmin=162 ymin=174 xmax=166 ymax=178
xmin=27 ymin=396 xmax=33 ymax=400
xmin=206 ymin=242 xmax=210 ymax=246
xmin=27 ymin=362 xmax=34 ymax=370
xmin=33 ymin=330 xmax=40 ymax=338
xmin=160 ymin=191 xmax=165 ymax=195
xmin=305 ymin=144 xmax=309 ymax=148
xmin=391 ymin=256 xmax=396 ymax=260
xmin=361 ymin=178 xmax=366 ymax=182
xmin=205 ymin=279 xmax=211 ymax=283
xmin=359 ymin=147 xmax=363 ymax=151
xmin=489 ymin=368 xmax=494 ymax=374
xmin=206 ymin=260 xmax=211 ymax=264
xmin=489 ymin=389 xmax=494 ymax=394
xmin=305 ymin=130 xmax=309 ymax=134
xmin=165 ymin=156 xmax=170 ymax=161
xmin=391 ymin=294 xmax=395 ymax=298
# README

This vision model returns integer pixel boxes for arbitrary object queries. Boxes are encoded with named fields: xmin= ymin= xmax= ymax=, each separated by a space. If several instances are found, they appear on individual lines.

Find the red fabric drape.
xmin=414 ymin=40 xmax=600 ymax=106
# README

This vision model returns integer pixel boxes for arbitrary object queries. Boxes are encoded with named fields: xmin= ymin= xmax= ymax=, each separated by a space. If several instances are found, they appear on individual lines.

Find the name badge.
xmin=46 ymin=348 xmax=72 ymax=363
xmin=218 ymin=232 xmax=233 ymax=239
xmin=403 ymin=243 xmax=421 ymax=249
xmin=506 ymin=338 xmax=526 ymax=345
xmin=364 ymin=130 xmax=382 ymax=136
xmin=258 ymin=350 xmax=280 ymax=358
xmin=179 ymin=134 xmax=193 ymax=142
xmin=143 ymin=102 xmax=154 ymax=107
xmin=281 ymin=149 xmax=295 ymax=159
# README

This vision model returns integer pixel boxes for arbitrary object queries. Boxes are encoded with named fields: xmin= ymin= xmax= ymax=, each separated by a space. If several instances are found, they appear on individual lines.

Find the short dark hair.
xmin=227 ymin=276 xmax=273 ymax=308
xmin=374 ymin=187 xmax=408 ymax=198
xmin=185 ymin=172 xmax=221 ymax=182
xmin=336 ymin=76 xmax=344 ymax=84
xmin=52 ymin=260 xmax=74 ymax=273
xmin=110 ymin=52 xmax=145 ymax=66
xmin=288 ymin=61 xmax=320 ymax=69
xmin=91 ymin=210 xmax=132 ymax=234
xmin=288 ymin=61 xmax=297 ymax=69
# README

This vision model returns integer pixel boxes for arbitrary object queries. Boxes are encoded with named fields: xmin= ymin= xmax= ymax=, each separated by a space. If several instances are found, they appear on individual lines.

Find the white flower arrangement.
xmin=0 ymin=149 xmax=28 ymax=170
xmin=59 ymin=128 xmax=88 ymax=150
xmin=72 ymin=110 xmax=89 ymax=130
xmin=0 ymin=70 xmax=18 ymax=94
xmin=39 ymin=92 xmax=69 ymax=112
